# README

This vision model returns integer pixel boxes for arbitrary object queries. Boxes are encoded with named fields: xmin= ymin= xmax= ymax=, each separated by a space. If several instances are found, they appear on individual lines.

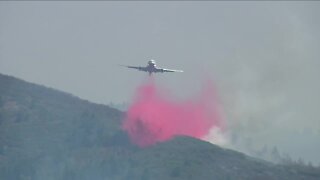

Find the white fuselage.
xmin=146 ymin=60 xmax=157 ymax=73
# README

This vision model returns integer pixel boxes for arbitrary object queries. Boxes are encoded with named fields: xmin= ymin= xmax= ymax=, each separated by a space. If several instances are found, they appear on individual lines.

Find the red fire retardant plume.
xmin=122 ymin=78 xmax=223 ymax=147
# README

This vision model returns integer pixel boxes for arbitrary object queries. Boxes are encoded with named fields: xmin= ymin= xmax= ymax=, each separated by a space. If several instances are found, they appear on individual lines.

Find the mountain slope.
xmin=0 ymin=73 xmax=319 ymax=180
xmin=0 ymin=73 xmax=124 ymax=179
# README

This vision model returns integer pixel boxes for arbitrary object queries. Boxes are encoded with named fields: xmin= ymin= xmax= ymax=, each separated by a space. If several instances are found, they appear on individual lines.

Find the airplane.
xmin=120 ymin=59 xmax=183 ymax=75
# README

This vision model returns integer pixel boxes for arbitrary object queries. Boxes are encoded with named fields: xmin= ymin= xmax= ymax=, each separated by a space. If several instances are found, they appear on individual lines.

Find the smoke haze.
xmin=1 ymin=2 xmax=320 ymax=164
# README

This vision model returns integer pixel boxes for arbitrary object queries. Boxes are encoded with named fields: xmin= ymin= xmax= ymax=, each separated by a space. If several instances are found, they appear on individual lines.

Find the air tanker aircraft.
xmin=121 ymin=60 xmax=183 ymax=75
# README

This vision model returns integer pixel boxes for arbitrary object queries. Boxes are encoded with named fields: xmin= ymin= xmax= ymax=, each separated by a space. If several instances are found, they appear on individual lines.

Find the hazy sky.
xmin=1 ymin=2 xmax=320 ymax=164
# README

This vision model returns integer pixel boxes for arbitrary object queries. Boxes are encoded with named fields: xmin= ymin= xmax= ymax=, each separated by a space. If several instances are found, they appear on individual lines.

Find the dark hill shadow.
xmin=0 ymin=73 xmax=319 ymax=180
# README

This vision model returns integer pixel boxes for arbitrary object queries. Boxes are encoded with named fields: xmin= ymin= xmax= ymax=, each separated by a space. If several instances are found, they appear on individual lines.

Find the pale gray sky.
xmin=1 ymin=2 xmax=320 ymax=164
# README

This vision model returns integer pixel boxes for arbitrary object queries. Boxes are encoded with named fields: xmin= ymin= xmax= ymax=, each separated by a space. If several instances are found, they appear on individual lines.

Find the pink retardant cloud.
xmin=122 ymin=78 xmax=224 ymax=147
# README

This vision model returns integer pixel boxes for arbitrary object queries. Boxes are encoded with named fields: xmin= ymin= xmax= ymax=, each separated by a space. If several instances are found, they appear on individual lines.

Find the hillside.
xmin=0 ymin=73 xmax=319 ymax=180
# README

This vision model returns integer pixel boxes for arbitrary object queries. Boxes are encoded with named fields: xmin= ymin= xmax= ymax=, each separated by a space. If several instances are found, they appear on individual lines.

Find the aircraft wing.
xmin=120 ymin=65 xmax=148 ymax=72
xmin=156 ymin=68 xmax=183 ymax=73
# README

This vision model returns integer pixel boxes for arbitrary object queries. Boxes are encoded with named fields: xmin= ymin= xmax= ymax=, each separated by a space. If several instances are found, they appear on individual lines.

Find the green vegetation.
xmin=0 ymin=73 xmax=319 ymax=180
